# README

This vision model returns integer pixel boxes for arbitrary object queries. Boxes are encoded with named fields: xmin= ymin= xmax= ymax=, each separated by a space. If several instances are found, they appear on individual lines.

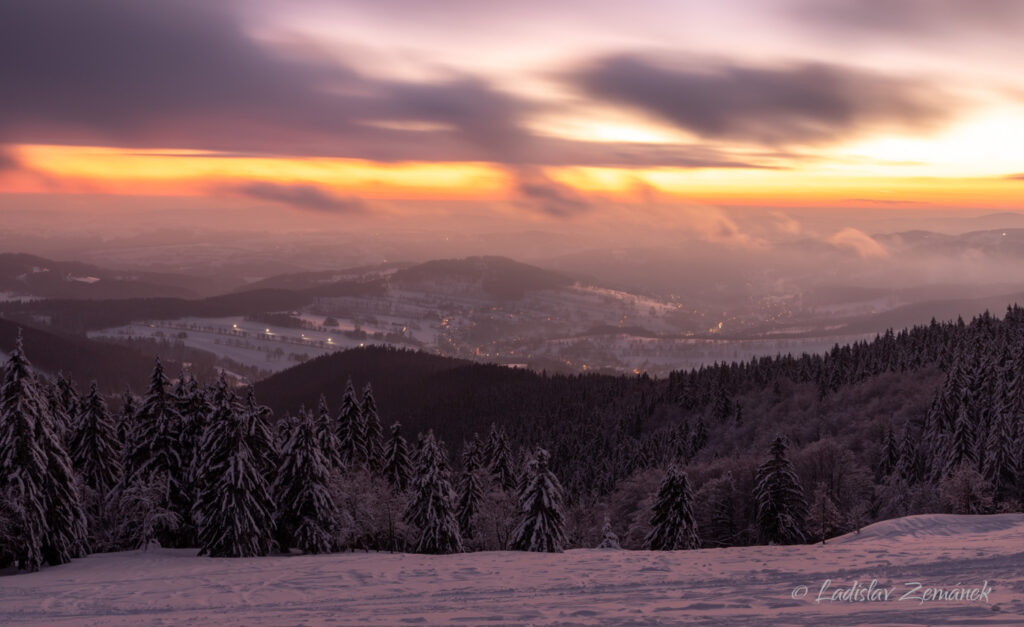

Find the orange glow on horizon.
xmin=2 ymin=143 xmax=1023 ymax=211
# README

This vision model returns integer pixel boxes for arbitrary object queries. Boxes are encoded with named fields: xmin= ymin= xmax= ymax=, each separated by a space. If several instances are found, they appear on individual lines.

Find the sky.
xmin=2 ymin=0 xmax=1024 ymax=241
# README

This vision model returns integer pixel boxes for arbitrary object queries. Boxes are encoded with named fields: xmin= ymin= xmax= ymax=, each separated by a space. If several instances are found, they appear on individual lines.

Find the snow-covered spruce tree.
xmin=69 ymin=381 xmax=122 ymax=550
xmin=485 ymin=424 xmax=517 ymax=491
xmin=361 ymin=383 xmax=383 ymax=470
xmin=274 ymin=408 xmax=337 ymax=554
xmin=511 ymin=448 xmax=566 ymax=553
xmin=382 ymin=422 xmax=412 ymax=490
xmin=463 ymin=432 xmax=484 ymax=471
xmin=0 ymin=335 xmax=86 ymax=570
xmin=241 ymin=386 xmax=277 ymax=477
xmin=643 ymin=464 xmax=700 ymax=551
xmin=597 ymin=514 xmax=621 ymax=549
xmin=314 ymin=396 xmax=342 ymax=470
xmin=123 ymin=358 xmax=185 ymax=545
xmin=881 ymin=425 xmax=900 ymax=477
xmin=403 ymin=431 xmax=462 ymax=554
xmin=174 ymin=374 xmax=210 ymax=547
xmin=70 ymin=382 xmax=122 ymax=498
xmin=49 ymin=372 xmax=80 ymax=445
xmin=115 ymin=388 xmax=138 ymax=458
xmin=193 ymin=377 xmax=275 ymax=557
xmin=943 ymin=397 xmax=977 ymax=476
xmin=754 ymin=436 xmax=807 ymax=545
xmin=456 ymin=446 xmax=484 ymax=541
xmin=983 ymin=401 xmax=1019 ymax=502
xmin=337 ymin=378 xmax=367 ymax=466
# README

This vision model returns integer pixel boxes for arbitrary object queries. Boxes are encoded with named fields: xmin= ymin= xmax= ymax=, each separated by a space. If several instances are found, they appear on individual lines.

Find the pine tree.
xmin=485 ymin=424 xmax=516 ymax=491
xmin=944 ymin=397 xmax=977 ymax=476
xmin=241 ymin=386 xmax=277 ymax=478
xmin=511 ymin=448 xmax=567 ymax=553
xmin=881 ymin=425 xmax=900 ymax=476
xmin=597 ymin=514 xmax=621 ymax=549
xmin=51 ymin=372 xmax=79 ymax=445
xmin=456 ymin=448 xmax=484 ymax=541
xmin=116 ymin=388 xmax=138 ymax=455
xmin=193 ymin=378 xmax=275 ymax=557
xmin=361 ymin=383 xmax=384 ymax=470
xmin=123 ymin=359 xmax=184 ymax=516
xmin=643 ymin=464 xmax=700 ymax=550
xmin=337 ymin=378 xmax=367 ymax=466
xmin=382 ymin=422 xmax=413 ymax=490
xmin=0 ymin=334 xmax=86 ymax=570
xmin=983 ymin=404 xmax=1018 ymax=501
xmin=274 ymin=409 xmax=337 ymax=554
xmin=315 ymin=396 xmax=342 ymax=470
xmin=404 ymin=431 xmax=462 ymax=554
xmin=754 ymin=436 xmax=807 ymax=545
xmin=175 ymin=375 xmax=210 ymax=547
xmin=70 ymin=382 xmax=122 ymax=497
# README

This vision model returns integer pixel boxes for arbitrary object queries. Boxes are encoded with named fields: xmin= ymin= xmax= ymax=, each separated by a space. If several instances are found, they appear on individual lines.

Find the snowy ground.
xmin=2 ymin=514 xmax=1022 ymax=625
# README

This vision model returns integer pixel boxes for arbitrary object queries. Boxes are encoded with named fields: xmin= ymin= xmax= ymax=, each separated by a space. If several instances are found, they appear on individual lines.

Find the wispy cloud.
xmin=568 ymin=54 xmax=951 ymax=146
xmin=228 ymin=181 xmax=365 ymax=213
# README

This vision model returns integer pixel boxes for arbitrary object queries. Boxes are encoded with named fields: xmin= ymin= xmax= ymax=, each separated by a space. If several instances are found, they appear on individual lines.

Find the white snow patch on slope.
xmin=1 ymin=514 xmax=1022 ymax=625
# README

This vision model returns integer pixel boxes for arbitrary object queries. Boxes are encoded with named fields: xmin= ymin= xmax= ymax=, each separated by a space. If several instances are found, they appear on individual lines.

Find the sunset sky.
xmin=2 ymin=0 xmax=1024 ymax=232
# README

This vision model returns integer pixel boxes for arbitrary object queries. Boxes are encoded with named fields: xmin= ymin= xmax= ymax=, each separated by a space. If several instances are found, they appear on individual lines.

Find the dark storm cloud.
xmin=230 ymin=182 xmax=366 ymax=213
xmin=0 ymin=0 xmax=784 ymax=170
xmin=569 ymin=55 xmax=950 ymax=146
xmin=0 ymin=0 xmax=531 ymax=162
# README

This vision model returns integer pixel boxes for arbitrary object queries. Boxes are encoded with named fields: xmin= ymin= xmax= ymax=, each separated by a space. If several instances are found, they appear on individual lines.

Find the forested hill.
xmin=254 ymin=307 xmax=1021 ymax=523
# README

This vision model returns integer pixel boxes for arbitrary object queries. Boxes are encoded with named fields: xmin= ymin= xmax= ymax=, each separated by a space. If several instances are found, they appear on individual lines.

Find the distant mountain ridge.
xmin=0 ymin=253 xmax=226 ymax=300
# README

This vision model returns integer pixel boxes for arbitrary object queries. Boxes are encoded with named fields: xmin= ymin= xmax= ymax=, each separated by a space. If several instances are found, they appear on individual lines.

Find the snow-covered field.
xmin=2 ymin=514 xmax=1022 ymax=625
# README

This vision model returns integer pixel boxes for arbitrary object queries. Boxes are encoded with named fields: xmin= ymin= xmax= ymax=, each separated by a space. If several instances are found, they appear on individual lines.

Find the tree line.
xmin=4 ymin=305 xmax=1024 ymax=571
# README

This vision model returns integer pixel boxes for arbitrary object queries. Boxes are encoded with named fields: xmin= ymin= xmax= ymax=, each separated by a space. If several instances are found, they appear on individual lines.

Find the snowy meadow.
xmin=2 ymin=514 xmax=1022 ymax=625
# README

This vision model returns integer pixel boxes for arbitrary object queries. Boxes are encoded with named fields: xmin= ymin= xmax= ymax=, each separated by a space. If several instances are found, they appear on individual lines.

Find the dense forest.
xmin=2 ymin=306 xmax=1021 ymax=571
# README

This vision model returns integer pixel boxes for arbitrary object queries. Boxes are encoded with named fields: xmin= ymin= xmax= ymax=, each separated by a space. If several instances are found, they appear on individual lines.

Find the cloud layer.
xmin=569 ymin=55 xmax=949 ymax=146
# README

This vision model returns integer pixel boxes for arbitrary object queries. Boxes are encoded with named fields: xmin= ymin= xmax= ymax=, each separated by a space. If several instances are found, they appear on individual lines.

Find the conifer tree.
xmin=485 ymin=424 xmax=516 ymax=491
xmin=511 ymin=448 xmax=566 ymax=553
xmin=0 ymin=335 xmax=86 ymax=570
xmin=404 ymin=431 xmax=462 ymax=554
xmin=123 ymin=359 xmax=183 ymax=502
xmin=241 ymin=386 xmax=277 ymax=477
xmin=337 ymin=378 xmax=367 ymax=466
xmin=456 ymin=447 xmax=484 ymax=541
xmin=193 ymin=377 xmax=275 ymax=557
xmin=754 ymin=436 xmax=807 ymax=545
xmin=983 ymin=404 xmax=1018 ymax=501
xmin=70 ymin=382 xmax=122 ymax=498
xmin=361 ymin=383 xmax=383 ymax=470
xmin=881 ymin=425 xmax=900 ymax=476
xmin=382 ymin=422 xmax=412 ymax=490
xmin=116 ymin=388 xmax=138 ymax=455
xmin=944 ymin=397 xmax=977 ymax=476
xmin=643 ymin=464 xmax=700 ymax=550
xmin=597 ymin=514 xmax=621 ymax=549
xmin=274 ymin=409 xmax=337 ymax=554
xmin=315 ymin=396 xmax=343 ymax=470
xmin=51 ymin=372 xmax=79 ymax=444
